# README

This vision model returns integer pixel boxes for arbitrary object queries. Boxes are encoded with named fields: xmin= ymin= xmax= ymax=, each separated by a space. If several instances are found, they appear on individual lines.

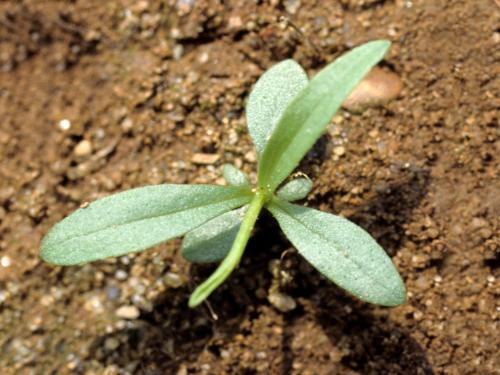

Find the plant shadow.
xmin=276 ymin=263 xmax=435 ymax=375
xmin=279 ymin=164 xmax=433 ymax=373
xmin=90 ymin=166 xmax=432 ymax=374
xmin=89 ymin=232 xmax=280 ymax=374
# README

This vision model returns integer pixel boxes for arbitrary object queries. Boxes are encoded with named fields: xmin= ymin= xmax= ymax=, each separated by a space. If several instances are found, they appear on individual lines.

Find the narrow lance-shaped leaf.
xmin=40 ymin=185 xmax=252 ymax=265
xmin=182 ymin=205 xmax=247 ymax=263
xmin=258 ymin=40 xmax=391 ymax=192
xmin=247 ymin=59 xmax=309 ymax=157
xmin=267 ymin=199 xmax=406 ymax=306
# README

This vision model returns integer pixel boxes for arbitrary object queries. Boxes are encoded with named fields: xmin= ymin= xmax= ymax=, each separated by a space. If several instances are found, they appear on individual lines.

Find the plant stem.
xmin=188 ymin=191 xmax=266 ymax=307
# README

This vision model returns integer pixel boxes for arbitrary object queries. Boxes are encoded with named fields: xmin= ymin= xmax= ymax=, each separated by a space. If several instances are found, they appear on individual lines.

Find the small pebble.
xmin=0 ymin=291 xmax=8 ymax=303
xmin=199 ymin=52 xmax=209 ymax=64
xmin=173 ymin=44 xmax=184 ymax=60
xmin=74 ymin=140 xmax=93 ymax=157
xmin=115 ymin=269 xmax=128 ymax=281
xmin=121 ymin=117 xmax=134 ymax=132
xmin=163 ymin=272 xmax=183 ymax=288
xmin=84 ymin=296 xmax=104 ymax=314
xmin=492 ymin=32 xmax=500 ymax=44
xmin=413 ymin=310 xmax=424 ymax=321
xmin=284 ymin=0 xmax=301 ymax=14
xmin=191 ymin=153 xmax=220 ymax=165
xmin=244 ymin=150 xmax=257 ymax=163
xmin=256 ymin=351 xmax=267 ymax=359
xmin=200 ymin=364 xmax=211 ymax=371
xmin=333 ymin=146 xmax=345 ymax=156
xmin=227 ymin=129 xmax=238 ymax=145
xmin=228 ymin=15 xmax=243 ymax=29
xmin=426 ymin=228 xmax=440 ymax=239
xmin=415 ymin=275 xmax=431 ymax=290
xmin=28 ymin=316 xmax=43 ymax=332
xmin=1 ymin=255 xmax=11 ymax=267
xmin=115 ymin=305 xmax=140 ymax=319
xmin=268 ymin=291 xmax=296 ymax=312
xmin=58 ymin=119 xmax=71 ymax=131
xmin=67 ymin=360 xmax=79 ymax=370
xmin=40 ymin=294 xmax=55 ymax=306
xmin=104 ymin=337 xmax=120 ymax=351
xmin=470 ymin=217 xmax=488 ymax=229
xmin=177 ymin=0 xmax=195 ymax=13
xmin=342 ymin=67 xmax=403 ymax=112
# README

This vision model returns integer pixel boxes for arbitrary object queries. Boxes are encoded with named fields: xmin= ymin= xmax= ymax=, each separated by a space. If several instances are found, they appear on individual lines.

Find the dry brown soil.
xmin=0 ymin=0 xmax=498 ymax=374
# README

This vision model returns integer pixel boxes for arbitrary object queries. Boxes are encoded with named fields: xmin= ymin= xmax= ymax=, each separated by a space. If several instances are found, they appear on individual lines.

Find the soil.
xmin=0 ymin=0 xmax=498 ymax=374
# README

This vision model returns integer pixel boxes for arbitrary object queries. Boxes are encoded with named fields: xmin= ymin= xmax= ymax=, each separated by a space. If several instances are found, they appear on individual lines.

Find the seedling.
xmin=41 ymin=40 xmax=406 ymax=308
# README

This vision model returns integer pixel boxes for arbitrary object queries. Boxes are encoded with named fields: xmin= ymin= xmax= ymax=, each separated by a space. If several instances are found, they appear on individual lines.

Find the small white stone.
xmin=228 ymin=129 xmax=238 ymax=145
xmin=170 ymin=28 xmax=181 ymax=39
xmin=191 ymin=153 xmax=220 ymax=165
xmin=333 ymin=146 xmax=346 ymax=156
xmin=116 ymin=305 xmax=140 ymax=319
xmin=58 ymin=119 xmax=71 ymax=131
xmin=0 ymin=291 xmax=8 ymax=303
xmin=74 ymin=140 xmax=93 ymax=157
xmin=199 ymin=52 xmax=209 ymax=64
xmin=228 ymin=16 xmax=242 ymax=29
xmin=244 ymin=150 xmax=257 ymax=163
xmin=121 ymin=117 xmax=134 ymax=132
xmin=256 ymin=351 xmax=267 ymax=359
xmin=0 ymin=256 xmax=11 ymax=267
xmin=115 ymin=270 xmax=128 ymax=280
xmin=173 ymin=44 xmax=184 ymax=60
xmin=85 ymin=295 xmax=104 ymax=314
xmin=413 ymin=310 xmax=424 ymax=321
xmin=40 ymin=294 xmax=55 ymax=306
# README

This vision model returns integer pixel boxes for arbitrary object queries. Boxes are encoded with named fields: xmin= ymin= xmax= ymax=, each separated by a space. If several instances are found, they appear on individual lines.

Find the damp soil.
xmin=0 ymin=1 xmax=498 ymax=374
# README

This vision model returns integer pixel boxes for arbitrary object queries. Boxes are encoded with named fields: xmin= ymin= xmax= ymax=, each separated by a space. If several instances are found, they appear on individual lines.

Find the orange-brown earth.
xmin=0 ymin=1 xmax=498 ymax=374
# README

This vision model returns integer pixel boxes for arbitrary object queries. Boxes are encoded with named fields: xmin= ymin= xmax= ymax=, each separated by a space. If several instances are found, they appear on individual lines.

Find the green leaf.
xmin=223 ymin=164 xmax=249 ymax=187
xmin=276 ymin=177 xmax=312 ymax=202
xmin=258 ymin=40 xmax=391 ymax=192
xmin=182 ymin=205 xmax=247 ymax=263
xmin=247 ymin=59 xmax=309 ymax=156
xmin=267 ymin=199 xmax=406 ymax=306
xmin=40 ymin=185 xmax=252 ymax=265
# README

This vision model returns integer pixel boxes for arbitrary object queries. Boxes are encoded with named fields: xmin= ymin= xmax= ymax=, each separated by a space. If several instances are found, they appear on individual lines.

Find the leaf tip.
xmin=188 ymin=292 xmax=202 ymax=308
xmin=39 ymin=238 xmax=71 ymax=266
xmin=383 ymin=278 xmax=407 ymax=307
xmin=370 ymin=38 xmax=391 ymax=48
xmin=39 ymin=233 xmax=57 ymax=264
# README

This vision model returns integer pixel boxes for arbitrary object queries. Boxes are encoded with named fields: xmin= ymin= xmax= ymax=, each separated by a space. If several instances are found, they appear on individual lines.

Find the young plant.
xmin=41 ymin=40 xmax=406 ymax=308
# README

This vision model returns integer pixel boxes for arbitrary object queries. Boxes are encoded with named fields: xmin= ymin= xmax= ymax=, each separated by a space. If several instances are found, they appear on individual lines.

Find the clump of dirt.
xmin=0 ymin=0 xmax=498 ymax=374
